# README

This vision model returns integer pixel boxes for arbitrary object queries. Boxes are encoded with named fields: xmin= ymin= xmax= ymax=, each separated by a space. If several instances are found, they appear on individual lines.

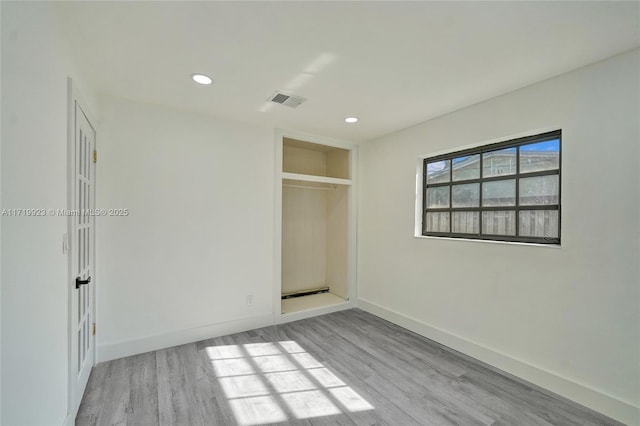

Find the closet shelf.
xmin=282 ymin=172 xmax=352 ymax=186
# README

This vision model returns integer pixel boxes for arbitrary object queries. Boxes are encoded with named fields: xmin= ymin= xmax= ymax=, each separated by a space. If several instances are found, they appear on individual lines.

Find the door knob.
xmin=76 ymin=276 xmax=91 ymax=289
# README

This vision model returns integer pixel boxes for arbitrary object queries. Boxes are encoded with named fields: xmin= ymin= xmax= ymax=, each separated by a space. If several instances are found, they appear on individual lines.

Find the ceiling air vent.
xmin=268 ymin=91 xmax=307 ymax=108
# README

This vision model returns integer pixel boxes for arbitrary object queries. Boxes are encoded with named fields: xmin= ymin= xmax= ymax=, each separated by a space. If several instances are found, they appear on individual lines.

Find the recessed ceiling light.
xmin=345 ymin=117 xmax=359 ymax=123
xmin=191 ymin=73 xmax=213 ymax=85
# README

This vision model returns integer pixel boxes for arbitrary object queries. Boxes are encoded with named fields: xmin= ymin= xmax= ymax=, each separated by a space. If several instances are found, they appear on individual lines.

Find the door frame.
xmin=66 ymin=78 xmax=98 ymax=422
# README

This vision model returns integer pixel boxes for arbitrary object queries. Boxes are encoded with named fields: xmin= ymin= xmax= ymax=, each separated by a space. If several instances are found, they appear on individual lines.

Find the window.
xmin=423 ymin=130 xmax=561 ymax=244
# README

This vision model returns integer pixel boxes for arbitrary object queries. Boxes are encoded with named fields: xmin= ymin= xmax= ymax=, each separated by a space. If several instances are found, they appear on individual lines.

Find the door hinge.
xmin=92 ymin=323 xmax=96 ymax=336
xmin=93 ymin=150 xmax=97 ymax=163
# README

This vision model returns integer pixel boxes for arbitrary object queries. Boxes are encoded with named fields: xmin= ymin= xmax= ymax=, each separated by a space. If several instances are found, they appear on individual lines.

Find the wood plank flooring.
xmin=77 ymin=309 xmax=622 ymax=426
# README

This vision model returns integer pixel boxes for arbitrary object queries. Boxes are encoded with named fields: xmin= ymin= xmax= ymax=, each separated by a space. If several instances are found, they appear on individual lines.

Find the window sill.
xmin=413 ymin=234 xmax=562 ymax=248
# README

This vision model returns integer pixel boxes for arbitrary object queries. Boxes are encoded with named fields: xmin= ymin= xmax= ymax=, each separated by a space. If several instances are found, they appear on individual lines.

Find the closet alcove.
xmin=276 ymin=135 xmax=357 ymax=320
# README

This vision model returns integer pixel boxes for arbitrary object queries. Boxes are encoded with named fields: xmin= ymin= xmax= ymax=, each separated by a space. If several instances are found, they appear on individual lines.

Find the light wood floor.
xmin=77 ymin=309 xmax=621 ymax=426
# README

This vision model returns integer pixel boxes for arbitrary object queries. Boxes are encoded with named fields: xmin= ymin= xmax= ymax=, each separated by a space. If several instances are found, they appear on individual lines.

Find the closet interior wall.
xmin=279 ymin=137 xmax=353 ymax=314
xmin=281 ymin=183 xmax=348 ymax=298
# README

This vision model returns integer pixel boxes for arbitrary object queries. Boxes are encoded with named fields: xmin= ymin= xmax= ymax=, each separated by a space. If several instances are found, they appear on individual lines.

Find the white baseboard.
xmin=358 ymin=298 xmax=639 ymax=426
xmin=61 ymin=413 xmax=73 ymax=426
xmin=278 ymin=300 xmax=355 ymax=324
xmin=97 ymin=313 xmax=274 ymax=363
xmin=96 ymin=301 xmax=356 ymax=363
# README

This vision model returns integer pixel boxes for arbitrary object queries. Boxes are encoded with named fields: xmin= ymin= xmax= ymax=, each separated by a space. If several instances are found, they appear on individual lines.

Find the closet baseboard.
xmin=282 ymin=286 xmax=330 ymax=299
xmin=278 ymin=298 xmax=355 ymax=324
xmin=281 ymin=292 xmax=347 ymax=314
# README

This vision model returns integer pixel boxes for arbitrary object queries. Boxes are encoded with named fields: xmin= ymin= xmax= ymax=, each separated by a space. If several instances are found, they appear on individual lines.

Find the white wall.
xmin=0 ymin=2 xmax=3 ymax=420
xmin=326 ymin=186 xmax=349 ymax=299
xmin=1 ymin=2 xmax=97 ymax=424
xmin=96 ymin=96 xmax=276 ymax=361
xmin=357 ymin=49 xmax=640 ymax=424
xmin=282 ymin=187 xmax=328 ymax=294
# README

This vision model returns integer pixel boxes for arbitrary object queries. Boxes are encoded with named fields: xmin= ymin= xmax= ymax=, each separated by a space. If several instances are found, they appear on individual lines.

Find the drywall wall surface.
xmin=282 ymin=187 xmax=328 ymax=294
xmin=96 ymin=96 xmax=275 ymax=357
xmin=358 ymin=49 xmax=639 ymax=423
xmin=0 ymin=3 xmax=3 ymax=420
xmin=1 ymin=2 xmax=97 ymax=424
xmin=326 ymin=186 xmax=349 ymax=298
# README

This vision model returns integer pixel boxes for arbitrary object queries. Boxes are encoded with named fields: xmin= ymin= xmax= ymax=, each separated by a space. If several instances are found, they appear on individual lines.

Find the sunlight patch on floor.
xmin=281 ymin=390 xmax=341 ymax=419
xmin=228 ymin=396 xmax=287 ymax=425
xmin=205 ymin=340 xmax=374 ymax=425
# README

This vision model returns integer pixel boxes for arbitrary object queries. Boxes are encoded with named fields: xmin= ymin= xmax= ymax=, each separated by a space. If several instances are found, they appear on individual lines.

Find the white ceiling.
xmin=55 ymin=1 xmax=639 ymax=143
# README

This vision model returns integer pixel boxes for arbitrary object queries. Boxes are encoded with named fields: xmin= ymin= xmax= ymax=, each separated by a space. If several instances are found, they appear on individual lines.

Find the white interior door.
xmin=70 ymin=100 xmax=96 ymax=411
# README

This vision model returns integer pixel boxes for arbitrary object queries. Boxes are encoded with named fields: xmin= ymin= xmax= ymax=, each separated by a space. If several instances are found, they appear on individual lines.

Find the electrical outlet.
xmin=246 ymin=295 xmax=253 ymax=306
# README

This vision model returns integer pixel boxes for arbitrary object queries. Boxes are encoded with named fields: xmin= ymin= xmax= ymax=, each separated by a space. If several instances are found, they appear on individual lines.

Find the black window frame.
xmin=422 ymin=130 xmax=561 ymax=245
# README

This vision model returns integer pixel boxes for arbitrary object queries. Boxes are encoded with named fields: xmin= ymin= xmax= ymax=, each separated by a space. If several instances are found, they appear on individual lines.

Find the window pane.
xmin=425 ymin=212 xmax=450 ymax=233
xmin=426 ymin=160 xmax=450 ymax=184
xmin=483 ymin=147 xmax=516 ymax=177
xmin=452 ymin=154 xmax=480 ymax=181
xmin=519 ymin=175 xmax=559 ymax=206
xmin=423 ymin=131 xmax=560 ymax=243
xmin=426 ymin=186 xmax=450 ymax=208
xmin=452 ymin=211 xmax=479 ymax=234
xmin=482 ymin=211 xmax=516 ymax=235
xmin=520 ymin=139 xmax=559 ymax=174
xmin=452 ymin=183 xmax=479 ymax=207
xmin=482 ymin=179 xmax=515 ymax=207
xmin=519 ymin=210 xmax=559 ymax=238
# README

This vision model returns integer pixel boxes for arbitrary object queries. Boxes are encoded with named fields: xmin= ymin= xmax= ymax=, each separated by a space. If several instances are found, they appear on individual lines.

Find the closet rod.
xmin=283 ymin=183 xmax=336 ymax=191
